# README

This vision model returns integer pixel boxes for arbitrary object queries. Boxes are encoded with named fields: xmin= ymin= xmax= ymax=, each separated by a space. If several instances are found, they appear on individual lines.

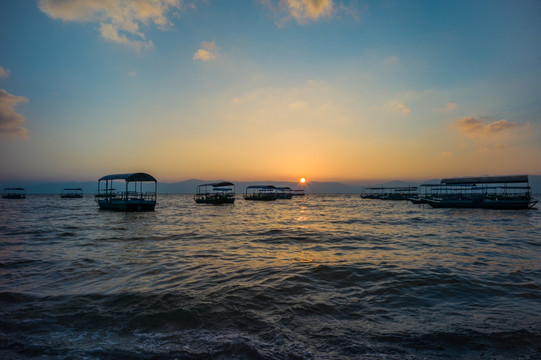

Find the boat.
xmin=95 ymin=172 xmax=157 ymax=211
xmin=422 ymin=175 xmax=537 ymax=209
xmin=244 ymin=185 xmax=277 ymax=201
xmin=275 ymin=187 xmax=293 ymax=199
xmin=292 ymin=189 xmax=305 ymax=196
xmin=60 ymin=188 xmax=83 ymax=198
xmin=361 ymin=186 xmax=418 ymax=200
xmin=2 ymin=187 xmax=26 ymax=199
xmin=194 ymin=182 xmax=235 ymax=204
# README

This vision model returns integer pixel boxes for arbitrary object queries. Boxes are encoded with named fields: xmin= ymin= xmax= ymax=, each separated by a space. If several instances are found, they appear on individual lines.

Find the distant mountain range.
xmin=1 ymin=175 xmax=540 ymax=194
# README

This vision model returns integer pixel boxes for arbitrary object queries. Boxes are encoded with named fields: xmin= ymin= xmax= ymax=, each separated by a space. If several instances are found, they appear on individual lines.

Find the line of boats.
xmin=361 ymin=175 xmax=538 ymax=210
xmin=2 ymin=173 xmax=305 ymax=211
xmin=3 ymin=174 xmax=537 ymax=211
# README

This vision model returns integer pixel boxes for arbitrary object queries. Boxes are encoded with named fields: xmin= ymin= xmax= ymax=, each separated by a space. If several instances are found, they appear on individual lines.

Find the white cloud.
xmin=0 ymin=66 xmax=11 ymax=80
xmin=38 ymin=0 xmax=181 ymax=50
xmin=0 ymin=89 xmax=29 ymax=138
xmin=193 ymin=41 xmax=218 ymax=62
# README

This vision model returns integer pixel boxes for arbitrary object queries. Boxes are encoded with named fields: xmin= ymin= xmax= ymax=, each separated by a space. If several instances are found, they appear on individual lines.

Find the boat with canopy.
xmin=244 ymin=185 xmax=277 ymax=201
xmin=2 ymin=187 xmax=26 ymax=199
xmin=275 ymin=187 xmax=293 ymax=199
xmin=95 ymin=172 xmax=157 ymax=211
xmin=361 ymin=186 xmax=418 ymax=200
xmin=194 ymin=182 xmax=235 ymax=204
xmin=60 ymin=188 xmax=83 ymax=198
xmin=421 ymin=175 xmax=537 ymax=209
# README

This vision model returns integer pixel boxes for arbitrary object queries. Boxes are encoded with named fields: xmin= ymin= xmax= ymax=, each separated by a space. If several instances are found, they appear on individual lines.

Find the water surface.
xmin=1 ymin=194 xmax=540 ymax=359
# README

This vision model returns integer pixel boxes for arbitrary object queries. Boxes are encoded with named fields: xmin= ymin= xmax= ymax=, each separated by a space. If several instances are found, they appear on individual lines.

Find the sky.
xmin=1 ymin=0 xmax=540 ymax=183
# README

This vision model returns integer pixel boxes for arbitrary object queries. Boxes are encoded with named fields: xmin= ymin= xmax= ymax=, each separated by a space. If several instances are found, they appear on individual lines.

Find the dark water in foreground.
xmin=1 ymin=194 xmax=540 ymax=359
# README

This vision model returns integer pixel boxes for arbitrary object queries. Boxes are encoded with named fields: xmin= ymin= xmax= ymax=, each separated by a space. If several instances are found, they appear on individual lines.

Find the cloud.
xmin=452 ymin=116 xmax=527 ymax=138
xmin=261 ymin=0 xmax=334 ymax=24
xmin=387 ymin=101 xmax=411 ymax=116
xmin=285 ymin=0 xmax=333 ymax=21
xmin=0 ymin=89 xmax=29 ymax=138
xmin=38 ymin=0 xmax=180 ymax=50
xmin=434 ymin=102 xmax=457 ymax=113
xmin=193 ymin=41 xmax=218 ymax=61
xmin=0 ymin=66 xmax=11 ymax=80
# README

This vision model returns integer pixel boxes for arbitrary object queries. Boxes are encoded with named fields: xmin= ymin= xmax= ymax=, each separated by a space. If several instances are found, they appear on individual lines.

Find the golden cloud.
xmin=193 ymin=41 xmax=218 ymax=61
xmin=0 ymin=89 xmax=29 ymax=138
xmin=387 ymin=101 xmax=411 ymax=116
xmin=38 ymin=0 xmax=180 ymax=50
xmin=452 ymin=116 xmax=527 ymax=138
xmin=285 ymin=0 xmax=333 ymax=21
xmin=261 ymin=0 xmax=334 ymax=24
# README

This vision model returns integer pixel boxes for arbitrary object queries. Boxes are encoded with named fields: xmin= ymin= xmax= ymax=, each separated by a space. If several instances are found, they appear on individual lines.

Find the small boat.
xmin=361 ymin=186 xmax=418 ymax=200
xmin=60 ymin=188 xmax=83 ymax=198
xmin=95 ymin=172 xmax=157 ymax=211
xmin=292 ymin=189 xmax=305 ymax=196
xmin=422 ymin=175 xmax=537 ymax=209
xmin=2 ymin=187 xmax=26 ymax=199
xmin=275 ymin=187 xmax=293 ymax=199
xmin=194 ymin=182 xmax=235 ymax=204
xmin=244 ymin=185 xmax=277 ymax=201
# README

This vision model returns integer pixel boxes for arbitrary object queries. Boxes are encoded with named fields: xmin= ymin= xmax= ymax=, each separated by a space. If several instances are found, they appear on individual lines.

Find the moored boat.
xmin=292 ymin=189 xmax=305 ymax=196
xmin=275 ymin=187 xmax=293 ymax=199
xmin=422 ymin=175 xmax=537 ymax=209
xmin=244 ymin=185 xmax=277 ymax=201
xmin=361 ymin=186 xmax=418 ymax=200
xmin=2 ymin=187 xmax=26 ymax=199
xmin=95 ymin=172 xmax=157 ymax=211
xmin=60 ymin=188 xmax=83 ymax=198
xmin=194 ymin=182 xmax=235 ymax=204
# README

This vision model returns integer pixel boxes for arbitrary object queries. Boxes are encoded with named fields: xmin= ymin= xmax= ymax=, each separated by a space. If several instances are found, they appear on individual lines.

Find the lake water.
xmin=1 ymin=194 xmax=540 ymax=359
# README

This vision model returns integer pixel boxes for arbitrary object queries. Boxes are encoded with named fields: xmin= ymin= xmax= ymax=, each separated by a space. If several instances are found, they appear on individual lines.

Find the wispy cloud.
xmin=452 ymin=116 xmax=527 ymax=138
xmin=387 ymin=101 xmax=411 ymax=116
xmin=261 ymin=0 xmax=334 ymax=25
xmin=193 ymin=41 xmax=219 ymax=62
xmin=0 ymin=66 xmax=11 ymax=80
xmin=434 ymin=102 xmax=457 ymax=113
xmin=38 ymin=0 xmax=181 ymax=51
xmin=0 ymin=89 xmax=29 ymax=138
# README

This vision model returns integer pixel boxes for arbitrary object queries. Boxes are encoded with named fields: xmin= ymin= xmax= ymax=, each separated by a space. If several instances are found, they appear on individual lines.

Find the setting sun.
xmin=299 ymin=177 xmax=306 ymax=183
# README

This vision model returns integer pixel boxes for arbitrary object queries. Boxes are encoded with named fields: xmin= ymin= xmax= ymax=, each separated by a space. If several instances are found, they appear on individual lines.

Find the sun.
xmin=299 ymin=177 xmax=306 ymax=183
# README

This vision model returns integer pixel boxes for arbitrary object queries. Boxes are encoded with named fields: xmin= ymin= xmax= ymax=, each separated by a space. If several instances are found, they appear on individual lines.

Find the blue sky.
xmin=1 ymin=0 xmax=540 ymax=182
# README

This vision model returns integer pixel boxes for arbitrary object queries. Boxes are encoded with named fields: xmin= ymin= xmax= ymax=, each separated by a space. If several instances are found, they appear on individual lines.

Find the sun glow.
xmin=299 ymin=177 xmax=306 ymax=183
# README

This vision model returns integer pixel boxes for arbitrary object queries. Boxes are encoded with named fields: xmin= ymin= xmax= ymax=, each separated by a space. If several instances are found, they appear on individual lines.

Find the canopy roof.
xmin=62 ymin=188 xmax=83 ymax=191
xmin=3 ymin=187 xmax=25 ymax=191
xmin=98 ymin=172 xmax=157 ymax=182
xmin=198 ymin=181 xmax=234 ymax=187
xmin=441 ymin=175 xmax=529 ymax=185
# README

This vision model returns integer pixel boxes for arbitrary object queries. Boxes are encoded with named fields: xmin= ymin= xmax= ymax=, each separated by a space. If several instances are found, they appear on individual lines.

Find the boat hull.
xmin=97 ymin=199 xmax=156 ymax=211
xmin=195 ymin=197 xmax=235 ymax=204
xmin=243 ymin=195 xmax=277 ymax=201
xmin=2 ymin=194 xmax=26 ymax=199
xmin=425 ymin=198 xmax=537 ymax=210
